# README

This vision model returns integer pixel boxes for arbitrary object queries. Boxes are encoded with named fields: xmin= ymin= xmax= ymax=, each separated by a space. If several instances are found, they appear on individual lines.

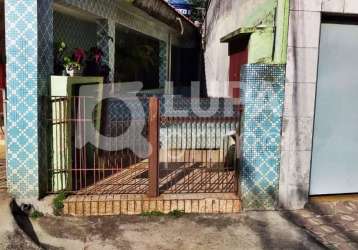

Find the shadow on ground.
xmin=22 ymin=211 xmax=325 ymax=250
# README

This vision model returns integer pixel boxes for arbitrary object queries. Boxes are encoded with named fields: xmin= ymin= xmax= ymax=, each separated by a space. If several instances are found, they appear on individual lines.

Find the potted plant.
xmin=63 ymin=48 xmax=86 ymax=77
xmin=64 ymin=56 xmax=81 ymax=77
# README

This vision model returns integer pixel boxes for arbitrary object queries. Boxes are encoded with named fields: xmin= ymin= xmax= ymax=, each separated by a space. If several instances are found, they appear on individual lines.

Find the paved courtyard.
xmin=23 ymin=212 xmax=326 ymax=250
xmin=286 ymin=200 xmax=358 ymax=250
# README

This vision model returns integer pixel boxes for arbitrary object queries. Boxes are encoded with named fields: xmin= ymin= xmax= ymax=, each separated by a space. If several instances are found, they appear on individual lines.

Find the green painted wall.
xmin=204 ymin=0 xmax=290 ymax=96
xmin=248 ymin=29 xmax=275 ymax=63
xmin=274 ymin=0 xmax=290 ymax=63
xmin=237 ymin=0 xmax=289 ymax=64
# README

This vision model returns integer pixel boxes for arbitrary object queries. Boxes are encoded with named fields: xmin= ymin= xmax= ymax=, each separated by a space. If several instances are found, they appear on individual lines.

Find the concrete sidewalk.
xmin=0 ymin=194 xmax=325 ymax=250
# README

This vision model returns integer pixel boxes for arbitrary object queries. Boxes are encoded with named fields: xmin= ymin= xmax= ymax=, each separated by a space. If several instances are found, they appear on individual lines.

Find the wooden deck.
xmin=76 ymin=160 xmax=236 ymax=195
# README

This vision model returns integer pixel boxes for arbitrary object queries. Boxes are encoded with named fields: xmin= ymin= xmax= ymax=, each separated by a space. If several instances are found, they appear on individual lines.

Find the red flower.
xmin=73 ymin=48 xmax=86 ymax=64
xmin=90 ymin=47 xmax=103 ymax=64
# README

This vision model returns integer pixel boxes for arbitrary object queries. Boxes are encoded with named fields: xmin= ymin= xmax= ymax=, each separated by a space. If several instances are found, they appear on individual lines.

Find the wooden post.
xmin=148 ymin=96 xmax=159 ymax=197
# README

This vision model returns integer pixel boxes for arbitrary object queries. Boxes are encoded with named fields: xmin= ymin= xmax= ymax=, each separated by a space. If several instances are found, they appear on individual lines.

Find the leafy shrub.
xmin=140 ymin=211 xmax=165 ymax=217
xmin=30 ymin=210 xmax=44 ymax=219
xmin=168 ymin=209 xmax=185 ymax=218
xmin=53 ymin=191 xmax=66 ymax=216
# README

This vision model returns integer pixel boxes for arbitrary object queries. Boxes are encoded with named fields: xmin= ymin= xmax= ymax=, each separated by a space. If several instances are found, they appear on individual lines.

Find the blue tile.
xmin=240 ymin=64 xmax=286 ymax=210
xmin=5 ymin=0 xmax=53 ymax=198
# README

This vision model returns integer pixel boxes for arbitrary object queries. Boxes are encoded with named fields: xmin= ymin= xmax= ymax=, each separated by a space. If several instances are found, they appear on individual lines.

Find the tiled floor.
xmin=286 ymin=199 xmax=358 ymax=250
xmin=66 ymin=158 xmax=238 ymax=216
xmin=76 ymin=161 xmax=236 ymax=195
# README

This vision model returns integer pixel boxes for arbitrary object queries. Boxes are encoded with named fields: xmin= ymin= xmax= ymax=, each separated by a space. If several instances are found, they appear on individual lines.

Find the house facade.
xmin=5 ymin=0 xmax=358 ymax=213
xmin=4 ymin=0 xmax=200 ymax=199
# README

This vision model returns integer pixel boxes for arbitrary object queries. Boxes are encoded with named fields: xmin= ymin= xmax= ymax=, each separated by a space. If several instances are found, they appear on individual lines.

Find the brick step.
xmin=64 ymin=193 xmax=241 ymax=216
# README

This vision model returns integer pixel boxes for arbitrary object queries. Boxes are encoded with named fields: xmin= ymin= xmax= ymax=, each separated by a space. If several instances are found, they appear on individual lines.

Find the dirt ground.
xmin=1 ymin=200 xmax=326 ymax=250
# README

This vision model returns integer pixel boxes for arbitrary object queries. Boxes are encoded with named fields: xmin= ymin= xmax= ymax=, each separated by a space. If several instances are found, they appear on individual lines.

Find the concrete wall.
xmin=279 ymin=0 xmax=358 ymax=209
xmin=204 ymin=0 xmax=281 ymax=97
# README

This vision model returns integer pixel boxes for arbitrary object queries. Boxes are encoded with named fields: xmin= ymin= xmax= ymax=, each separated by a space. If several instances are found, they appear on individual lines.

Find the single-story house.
xmin=3 ymin=0 xmax=201 ymax=199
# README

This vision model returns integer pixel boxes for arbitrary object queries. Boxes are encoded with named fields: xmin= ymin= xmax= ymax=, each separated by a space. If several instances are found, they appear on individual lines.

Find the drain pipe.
xmin=176 ymin=17 xmax=184 ymax=35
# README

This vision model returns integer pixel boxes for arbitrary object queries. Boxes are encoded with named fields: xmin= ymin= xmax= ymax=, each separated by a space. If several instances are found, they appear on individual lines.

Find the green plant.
xmin=30 ymin=210 xmax=44 ymax=219
xmin=53 ymin=191 xmax=66 ymax=216
xmin=54 ymin=41 xmax=67 ymax=75
xmin=140 ymin=210 xmax=185 ymax=218
xmin=140 ymin=211 xmax=165 ymax=217
xmin=64 ymin=56 xmax=81 ymax=71
xmin=168 ymin=209 xmax=185 ymax=218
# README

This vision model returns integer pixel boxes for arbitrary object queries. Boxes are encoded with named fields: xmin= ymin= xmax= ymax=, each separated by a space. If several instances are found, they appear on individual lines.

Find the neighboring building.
xmin=204 ymin=0 xmax=290 ymax=210
xmin=204 ymin=0 xmax=288 ymax=97
xmin=204 ymin=0 xmax=358 ymax=211
xmin=167 ymin=0 xmax=193 ymax=17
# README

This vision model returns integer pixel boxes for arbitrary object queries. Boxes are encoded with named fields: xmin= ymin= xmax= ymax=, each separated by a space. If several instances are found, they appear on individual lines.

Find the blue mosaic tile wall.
xmin=38 ymin=0 xmax=54 ymax=197
xmin=5 ymin=0 xmax=53 ymax=198
xmin=240 ymin=64 xmax=286 ymax=210
xmin=159 ymin=41 xmax=168 ymax=88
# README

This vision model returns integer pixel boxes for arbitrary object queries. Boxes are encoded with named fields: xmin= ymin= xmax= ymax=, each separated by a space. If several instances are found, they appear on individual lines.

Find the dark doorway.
xmin=114 ymin=26 xmax=160 ymax=90
xmin=171 ymin=46 xmax=200 ymax=96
